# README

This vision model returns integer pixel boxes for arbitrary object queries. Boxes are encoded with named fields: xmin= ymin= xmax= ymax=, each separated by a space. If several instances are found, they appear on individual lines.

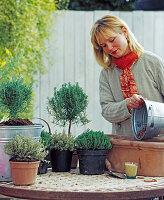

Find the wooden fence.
xmin=33 ymin=11 xmax=164 ymax=136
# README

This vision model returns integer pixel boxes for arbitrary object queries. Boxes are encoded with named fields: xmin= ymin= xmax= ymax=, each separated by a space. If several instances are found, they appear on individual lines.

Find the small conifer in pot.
xmin=75 ymin=130 xmax=112 ymax=175
xmin=47 ymin=82 xmax=90 ymax=171
xmin=47 ymin=82 xmax=90 ymax=136
xmin=0 ymin=75 xmax=33 ymax=125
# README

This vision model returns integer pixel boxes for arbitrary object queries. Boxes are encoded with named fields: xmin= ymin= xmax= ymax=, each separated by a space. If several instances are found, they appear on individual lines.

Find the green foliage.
xmin=0 ymin=0 xmax=57 ymax=118
xmin=0 ymin=0 xmax=57 ymax=81
xmin=47 ymin=82 xmax=90 ymax=135
xmin=68 ymin=0 xmax=135 ymax=11
xmin=51 ymin=130 xmax=75 ymax=151
xmin=55 ymin=0 xmax=70 ymax=10
xmin=75 ymin=130 xmax=112 ymax=150
xmin=0 ymin=76 xmax=32 ymax=119
xmin=40 ymin=130 xmax=52 ymax=148
xmin=4 ymin=134 xmax=47 ymax=162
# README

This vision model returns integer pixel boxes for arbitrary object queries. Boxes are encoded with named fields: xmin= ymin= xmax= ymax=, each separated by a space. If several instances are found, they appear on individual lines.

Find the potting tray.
xmin=107 ymin=134 xmax=164 ymax=177
xmin=1 ymin=169 xmax=164 ymax=200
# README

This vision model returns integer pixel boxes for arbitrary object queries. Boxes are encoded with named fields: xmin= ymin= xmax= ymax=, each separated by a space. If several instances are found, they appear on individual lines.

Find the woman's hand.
xmin=126 ymin=94 xmax=145 ymax=111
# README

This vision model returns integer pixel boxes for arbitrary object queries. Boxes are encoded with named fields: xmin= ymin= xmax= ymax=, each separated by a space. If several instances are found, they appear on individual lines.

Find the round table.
xmin=0 ymin=169 xmax=164 ymax=200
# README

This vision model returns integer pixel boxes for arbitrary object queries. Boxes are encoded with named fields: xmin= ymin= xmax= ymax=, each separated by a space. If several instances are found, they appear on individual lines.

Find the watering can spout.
xmin=132 ymin=99 xmax=164 ymax=140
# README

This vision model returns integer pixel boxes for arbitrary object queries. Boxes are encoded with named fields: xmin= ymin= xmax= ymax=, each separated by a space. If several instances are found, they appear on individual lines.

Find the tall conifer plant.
xmin=47 ymin=82 xmax=90 ymax=136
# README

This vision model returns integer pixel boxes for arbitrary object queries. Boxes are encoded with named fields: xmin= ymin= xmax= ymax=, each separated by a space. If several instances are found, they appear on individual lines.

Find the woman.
xmin=91 ymin=15 xmax=164 ymax=136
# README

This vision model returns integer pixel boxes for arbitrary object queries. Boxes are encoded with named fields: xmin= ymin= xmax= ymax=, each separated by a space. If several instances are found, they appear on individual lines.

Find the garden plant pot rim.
xmin=0 ymin=123 xmax=42 ymax=129
xmin=10 ymin=161 xmax=40 ymax=168
xmin=77 ymin=149 xmax=108 ymax=151
xmin=77 ymin=149 xmax=109 ymax=155
xmin=50 ymin=148 xmax=74 ymax=152
xmin=108 ymin=134 xmax=164 ymax=149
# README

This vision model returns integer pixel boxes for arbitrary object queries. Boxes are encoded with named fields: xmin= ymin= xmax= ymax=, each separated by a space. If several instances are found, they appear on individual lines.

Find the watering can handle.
xmin=32 ymin=118 xmax=52 ymax=134
xmin=149 ymin=105 xmax=154 ymax=128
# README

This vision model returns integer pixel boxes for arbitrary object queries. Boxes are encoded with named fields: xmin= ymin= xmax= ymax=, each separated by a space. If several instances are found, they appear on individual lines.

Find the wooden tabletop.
xmin=0 ymin=169 xmax=164 ymax=200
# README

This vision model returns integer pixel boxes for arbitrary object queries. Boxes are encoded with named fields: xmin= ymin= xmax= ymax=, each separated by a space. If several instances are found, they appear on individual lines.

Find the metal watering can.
xmin=132 ymin=99 xmax=164 ymax=140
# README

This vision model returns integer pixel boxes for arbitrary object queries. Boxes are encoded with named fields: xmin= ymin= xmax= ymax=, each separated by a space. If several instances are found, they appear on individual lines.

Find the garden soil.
xmin=0 ymin=118 xmax=34 ymax=126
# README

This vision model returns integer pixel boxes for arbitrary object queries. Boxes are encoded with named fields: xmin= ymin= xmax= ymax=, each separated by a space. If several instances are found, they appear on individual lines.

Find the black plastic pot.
xmin=50 ymin=149 xmax=73 ymax=172
xmin=38 ymin=161 xmax=49 ymax=174
xmin=77 ymin=149 xmax=108 ymax=175
xmin=38 ymin=147 xmax=51 ymax=174
xmin=71 ymin=149 xmax=78 ymax=169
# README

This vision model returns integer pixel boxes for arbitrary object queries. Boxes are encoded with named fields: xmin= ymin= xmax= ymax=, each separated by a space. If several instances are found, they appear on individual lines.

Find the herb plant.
xmin=0 ymin=76 xmax=32 ymax=119
xmin=51 ymin=130 xmax=75 ymax=151
xmin=47 ymin=82 xmax=90 ymax=136
xmin=4 ymin=135 xmax=47 ymax=162
xmin=75 ymin=130 xmax=112 ymax=150
xmin=40 ymin=130 xmax=52 ymax=148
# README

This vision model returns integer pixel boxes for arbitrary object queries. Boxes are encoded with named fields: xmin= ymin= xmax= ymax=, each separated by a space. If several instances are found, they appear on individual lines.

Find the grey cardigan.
xmin=99 ymin=51 xmax=164 ymax=136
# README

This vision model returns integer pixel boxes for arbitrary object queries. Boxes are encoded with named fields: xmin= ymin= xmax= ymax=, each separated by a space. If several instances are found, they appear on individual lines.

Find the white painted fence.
xmin=33 ymin=11 xmax=164 ymax=136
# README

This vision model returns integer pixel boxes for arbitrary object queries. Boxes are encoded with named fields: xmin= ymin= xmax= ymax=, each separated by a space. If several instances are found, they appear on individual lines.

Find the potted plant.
xmin=4 ymin=134 xmax=47 ymax=186
xmin=0 ymin=75 xmax=43 ymax=182
xmin=75 ymin=130 xmax=112 ymax=175
xmin=0 ymin=75 xmax=33 ymax=124
xmin=50 ymin=130 xmax=75 ymax=172
xmin=47 ymin=82 xmax=90 ymax=169
xmin=38 ymin=130 xmax=52 ymax=174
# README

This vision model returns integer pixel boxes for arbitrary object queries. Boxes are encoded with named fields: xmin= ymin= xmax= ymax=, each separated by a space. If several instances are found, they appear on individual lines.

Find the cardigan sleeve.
xmin=156 ymin=57 xmax=164 ymax=96
xmin=99 ymin=69 xmax=131 ymax=123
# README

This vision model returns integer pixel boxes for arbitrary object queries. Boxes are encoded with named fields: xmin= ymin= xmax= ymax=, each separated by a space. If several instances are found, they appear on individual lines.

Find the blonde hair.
xmin=91 ymin=15 xmax=144 ymax=69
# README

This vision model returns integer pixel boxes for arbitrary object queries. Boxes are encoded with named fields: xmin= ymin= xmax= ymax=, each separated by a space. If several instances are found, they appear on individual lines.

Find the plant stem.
xmin=68 ymin=120 xmax=72 ymax=136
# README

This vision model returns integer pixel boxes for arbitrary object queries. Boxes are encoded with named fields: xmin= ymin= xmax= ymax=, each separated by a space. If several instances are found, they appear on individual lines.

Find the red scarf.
xmin=112 ymin=51 xmax=139 ymax=99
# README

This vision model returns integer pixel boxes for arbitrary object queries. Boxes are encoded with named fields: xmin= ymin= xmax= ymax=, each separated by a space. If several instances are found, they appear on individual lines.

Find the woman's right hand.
xmin=126 ymin=94 xmax=145 ymax=111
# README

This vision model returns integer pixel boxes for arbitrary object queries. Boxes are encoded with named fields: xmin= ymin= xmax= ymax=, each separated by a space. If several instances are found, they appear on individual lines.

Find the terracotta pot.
xmin=10 ymin=161 xmax=40 ymax=186
xmin=107 ymin=134 xmax=164 ymax=177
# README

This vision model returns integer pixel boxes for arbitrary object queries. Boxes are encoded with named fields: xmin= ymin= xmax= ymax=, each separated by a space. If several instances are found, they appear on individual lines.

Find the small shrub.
xmin=75 ymin=130 xmax=112 ymax=150
xmin=4 ymin=135 xmax=47 ymax=162
xmin=51 ymin=130 xmax=75 ymax=151
xmin=47 ymin=82 xmax=90 ymax=136
xmin=0 ymin=76 xmax=32 ymax=119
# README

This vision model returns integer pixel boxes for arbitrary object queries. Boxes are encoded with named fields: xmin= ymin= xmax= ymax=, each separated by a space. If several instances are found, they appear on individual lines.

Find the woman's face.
xmin=98 ymin=28 xmax=130 ymax=58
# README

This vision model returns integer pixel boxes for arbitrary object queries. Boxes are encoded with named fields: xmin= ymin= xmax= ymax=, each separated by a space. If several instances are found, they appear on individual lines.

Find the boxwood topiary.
xmin=47 ymin=82 xmax=90 ymax=136
xmin=75 ymin=130 xmax=112 ymax=150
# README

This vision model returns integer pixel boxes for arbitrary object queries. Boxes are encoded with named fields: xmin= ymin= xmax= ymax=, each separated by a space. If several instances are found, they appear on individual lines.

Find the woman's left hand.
xmin=129 ymin=94 xmax=145 ymax=108
xmin=126 ymin=94 xmax=145 ymax=110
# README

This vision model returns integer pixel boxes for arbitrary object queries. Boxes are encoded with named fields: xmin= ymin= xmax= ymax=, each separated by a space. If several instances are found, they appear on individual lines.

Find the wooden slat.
xmin=143 ymin=12 xmax=154 ymax=52
xmin=64 ymin=11 xmax=75 ymax=83
xmin=73 ymin=11 xmax=86 ymax=136
xmin=154 ymin=12 xmax=164 ymax=59
xmin=132 ymin=11 xmax=144 ymax=46
xmin=47 ymin=12 xmax=65 ymax=133
xmin=85 ymin=11 xmax=94 ymax=132
xmin=119 ymin=11 xmax=133 ymax=30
